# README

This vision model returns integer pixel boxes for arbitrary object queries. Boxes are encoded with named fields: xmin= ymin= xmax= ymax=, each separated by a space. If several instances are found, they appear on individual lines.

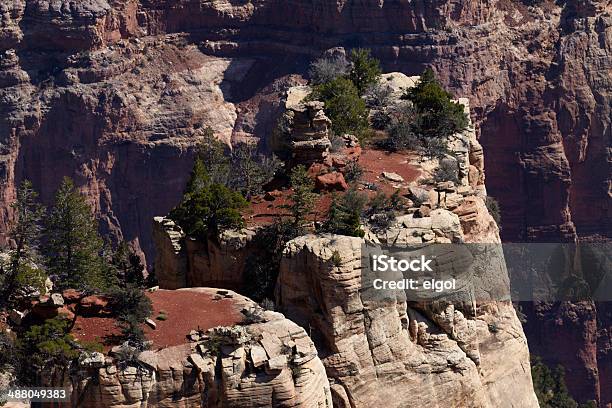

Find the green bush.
xmin=433 ymin=160 xmax=460 ymax=184
xmin=170 ymin=158 xmax=247 ymax=240
xmin=321 ymin=189 xmax=367 ymax=237
xmin=347 ymin=48 xmax=382 ymax=95
xmin=310 ymin=77 xmax=369 ymax=138
xmin=197 ymin=127 xmax=231 ymax=185
xmin=285 ymin=165 xmax=316 ymax=235
xmin=403 ymin=68 xmax=468 ymax=140
xmin=308 ymin=55 xmax=350 ymax=85
xmin=229 ymin=143 xmax=282 ymax=199
xmin=243 ymin=219 xmax=298 ymax=302
xmin=110 ymin=242 xmax=146 ymax=288
xmin=343 ymin=160 xmax=364 ymax=183
xmin=365 ymin=190 xmax=405 ymax=232
xmin=17 ymin=317 xmax=80 ymax=384
xmin=384 ymin=69 xmax=468 ymax=157
xmin=531 ymin=356 xmax=594 ymax=408
xmin=386 ymin=104 xmax=421 ymax=151
xmin=109 ymin=284 xmax=152 ymax=347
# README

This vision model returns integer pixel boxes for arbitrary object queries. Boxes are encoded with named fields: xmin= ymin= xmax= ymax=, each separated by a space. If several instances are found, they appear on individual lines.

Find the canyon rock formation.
xmin=1 ymin=0 xmax=609 ymax=256
xmin=43 ymin=288 xmax=333 ymax=408
xmin=1 ymin=0 xmax=610 ymax=405
xmin=276 ymin=194 xmax=538 ymax=407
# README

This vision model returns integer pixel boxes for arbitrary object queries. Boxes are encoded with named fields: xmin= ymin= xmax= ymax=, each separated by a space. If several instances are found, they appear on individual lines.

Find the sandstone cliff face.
xmin=1 ymin=0 xmax=609 ymax=257
xmin=43 ymin=288 xmax=333 ymax=408
xmin=276 ymin=215 xmax=538 ymax=408
xmin=152 ymin=216 xmax=258 ymax=290
xmin=1 ymin=1 xmax=610 ymax=405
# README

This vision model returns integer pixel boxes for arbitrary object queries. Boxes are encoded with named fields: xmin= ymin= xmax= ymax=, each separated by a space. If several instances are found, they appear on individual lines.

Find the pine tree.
xmin=310 ymin=77 xmax=369 ymax=137
xmin=347 ymin=48 xmax=382 ymax=95
xmin=1 ymin=180 xmax=45 ymax=305
xmin=286 ymin=165 xmax=316 ymax=235
xmin=197 ymin=127 xmax=230 ymax=185
xmin=230 ymin=143 xmax=282 ymax=199
xmin=169 ymin=158 xmax=247 ymax=240
xmin=43 ymin=177 xmax=108 ymax=292
xmin=403 ymin=68 xmax=468 ymax=141
xmin=321 ymin=189 xmax=366 ymax=237
xmin=110 ymin=242 xmax=146 ymax=288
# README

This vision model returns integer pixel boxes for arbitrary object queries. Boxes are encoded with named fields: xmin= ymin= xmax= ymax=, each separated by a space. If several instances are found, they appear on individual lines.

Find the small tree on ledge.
xmin=403 ymin=68 xmax=469 ymax=141
xmin=169 ymin=158 xmax=247 ymax=241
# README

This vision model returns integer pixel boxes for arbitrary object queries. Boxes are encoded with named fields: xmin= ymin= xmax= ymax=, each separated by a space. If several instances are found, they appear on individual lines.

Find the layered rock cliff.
xmin=1 ymin=0 xmax=610 ymax=405
xmin=42 ymin=288 xmax=333 ymax=408
xmin=1 ymin=0 xmax=609 ymax=256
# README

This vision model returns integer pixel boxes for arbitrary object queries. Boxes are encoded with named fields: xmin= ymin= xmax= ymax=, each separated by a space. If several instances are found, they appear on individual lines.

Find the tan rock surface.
xmin=42 ymin=289 xmax=332 ymax=408
xmin=277 ymin=194 xmax=537 ymax=407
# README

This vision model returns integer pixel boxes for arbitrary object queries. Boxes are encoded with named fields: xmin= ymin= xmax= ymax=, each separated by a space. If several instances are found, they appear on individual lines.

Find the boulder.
xmin=49 ymin=293 xmax=65 ymax=307
xmin=382 ymin=171 xmax=404 ymax=182
xmin=145 ymin=318 xmax=157 ymax=329
xmin=315 ymin=172 xmax=348 ymax=191
xmin=79 ymin=295 xmax=112 ymax=317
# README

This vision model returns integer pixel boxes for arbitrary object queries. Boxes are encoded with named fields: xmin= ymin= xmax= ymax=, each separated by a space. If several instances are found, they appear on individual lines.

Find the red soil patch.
xmin=72 ymin=317 xmax=122 ymax=352
xmin=358 ymin=148 xmax=421 ymax=195
xmin=244 ymin=147 xmax=421 ymax=227
xmin=71 ymin=290 xmax=245 ymax=350
xmin=144 ymin=290 xmax=245 ymax=349
xmin=246 ymin=190 xmax=334 ymax=227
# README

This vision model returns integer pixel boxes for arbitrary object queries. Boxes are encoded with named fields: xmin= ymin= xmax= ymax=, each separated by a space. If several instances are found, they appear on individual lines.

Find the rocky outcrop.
xmin=275 ymin=86 xmax=332 ymax=167
xmin=1 ymin=0 xmax=609 ymax=257
xmin=152 ymin=216 xmax=188 ymax=289
xmin=42 ymin=289 xmax=332 ymax=408
xmin=1 ymin=1 xmax=610 ymax=404
xmin=276 ymin=168 xmax=537 ymax=407
xmin=276 ymin=233 xmax=537 ymax=408
xmin=152 ymin=216 xmax=257 ymax=290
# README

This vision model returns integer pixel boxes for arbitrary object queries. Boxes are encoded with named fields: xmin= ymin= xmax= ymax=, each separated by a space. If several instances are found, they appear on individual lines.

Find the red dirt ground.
xmin=245 ymin=146 xmax=422 ymax=227
xmin=357 ymin=148 xmax=422 ymax=195
xmin=144 ymin=290 xmax=244 ymax=349
xmin=71 ymin=290 xmax=245 ymax=350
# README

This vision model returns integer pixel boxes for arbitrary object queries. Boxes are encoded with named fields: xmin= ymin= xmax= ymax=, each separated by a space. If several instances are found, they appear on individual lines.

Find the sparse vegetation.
xmin=383 ymin=69 xmax=469 ymax=158
xmin=285 ymin=165 xmax=316 ymax=235
xmin=331 ymin=250 xmax=343 ymax=267
xmin=329 ymin=133 xmax=346 ymax=153
xmin=1 ymin=181 xmax=45 ymax=307
xmin=243 ymin=219 xmax=299 ymax=302
xmin=310 ymin=77 xmax=370 ymax=138
xmin=364 ymin=82 xmax=392 ymax=108
xmin=308 ymin=55 xmax=350 ymax=85
xmin=531 ymin=356 xmax=596 ymax=408
xmin=365 ymin=190 xmax=405 ymax=232
xmin=403 ymin=68 xmax=468 ymax=140
xmin=109 ymin=284 xmax=153 ymax=348
xmin=110 ymin=242 xmax=146 ymax=289
xmin=343 ymin=160 xmax=364 ymax=183
xmin=16 ymin=317 xmax=81 ymax=385
xmin=321 ymin=189 xmax=367 ymax=237
xmin=433 ymin=159 xmax=460 ymax=184
xmin=229 ymin=142 xmax=282 ymax=199
xmin=169 ymin=158 xmax=247 ymax=240
xmin=347 ymin=48 xmax=382 ymax=96
xmin=485 ymin=196 xmax=501 ymax=226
